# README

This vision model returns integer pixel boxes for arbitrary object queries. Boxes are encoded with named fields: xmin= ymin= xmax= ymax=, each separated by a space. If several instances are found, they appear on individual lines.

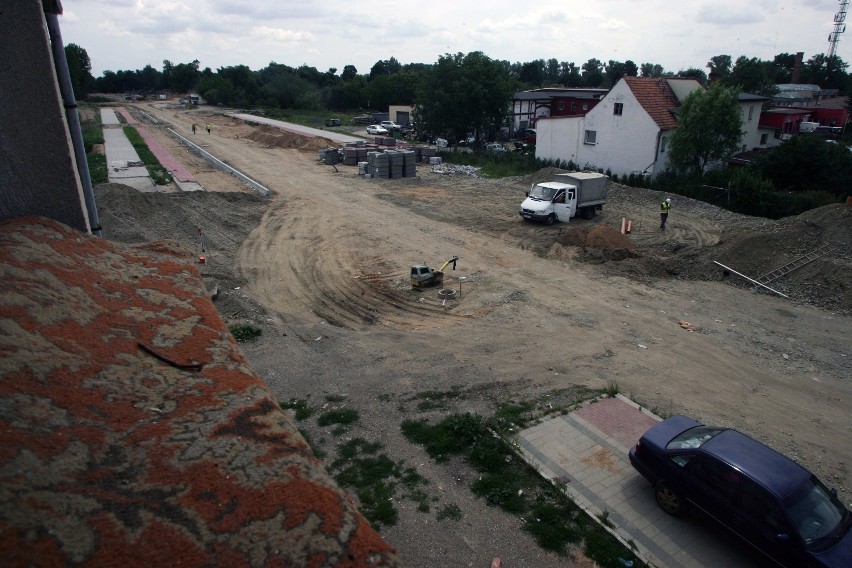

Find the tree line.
xmin=65 ymin=44 xmax=851 ymax=112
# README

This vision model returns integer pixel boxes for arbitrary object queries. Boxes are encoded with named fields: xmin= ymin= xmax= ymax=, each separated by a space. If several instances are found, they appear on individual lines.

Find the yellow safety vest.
xmin=661 ymin=201 xmax=671 ymax=213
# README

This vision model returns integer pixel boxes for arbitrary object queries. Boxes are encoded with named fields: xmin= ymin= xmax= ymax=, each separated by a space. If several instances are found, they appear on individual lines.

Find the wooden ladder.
xmin=755 ymin=244 xmax=835 ymax=285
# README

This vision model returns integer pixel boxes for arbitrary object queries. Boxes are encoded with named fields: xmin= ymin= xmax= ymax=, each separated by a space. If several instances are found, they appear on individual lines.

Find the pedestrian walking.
xmin=192 ymin=123 xmax=197 ymax=134
xmin=660 ymin=198 xmax=671 ymax=230
xmin=206 ymin=123 xmax=211 ymax=134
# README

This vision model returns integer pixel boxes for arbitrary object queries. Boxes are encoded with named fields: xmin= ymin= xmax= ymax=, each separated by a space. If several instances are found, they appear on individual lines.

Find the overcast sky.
xmin=60 ymin=0 xmax=849 ymax=77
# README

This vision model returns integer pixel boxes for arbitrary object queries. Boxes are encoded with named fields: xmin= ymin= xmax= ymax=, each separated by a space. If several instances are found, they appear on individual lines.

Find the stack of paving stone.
xmin=401 ymin=150 xmax=417 ymax=177
xmin=367 ymin=151 xmax=390 ymax=179
xmin=419 ymin=146 xmax=437 ymax=163
xmin=387 ymin=150 xmax=404 ymax=178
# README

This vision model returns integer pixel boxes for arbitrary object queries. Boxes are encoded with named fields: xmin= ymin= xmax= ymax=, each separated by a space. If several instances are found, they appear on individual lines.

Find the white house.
xmin=536 ymin=77 xmax=771 ymax=177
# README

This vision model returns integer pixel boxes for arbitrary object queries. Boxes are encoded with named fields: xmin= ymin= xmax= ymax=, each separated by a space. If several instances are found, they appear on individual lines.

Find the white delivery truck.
xmin=519 ymin=171 xmax=609 ymax=225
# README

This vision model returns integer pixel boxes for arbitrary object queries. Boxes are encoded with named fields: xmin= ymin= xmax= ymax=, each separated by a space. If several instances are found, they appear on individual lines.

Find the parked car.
xmin=367 ymin=124 xmax=388 ymax=135
xmin=325 ymin=118 xmax=341 ymax=127
xmin=485 ymin=143 xmax=508 ymax=153
xmin=522 ymin=128 xmax=537 ymax=144
xmin=380 ymin=120 xmax=401 ymax=132
xmin=629 ymin=415 xmax=851 ymax=568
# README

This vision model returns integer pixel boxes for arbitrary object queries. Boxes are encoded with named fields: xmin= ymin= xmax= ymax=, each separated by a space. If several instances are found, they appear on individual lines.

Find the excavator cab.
xmin=410 ymin=256 xmax=458 ymax=288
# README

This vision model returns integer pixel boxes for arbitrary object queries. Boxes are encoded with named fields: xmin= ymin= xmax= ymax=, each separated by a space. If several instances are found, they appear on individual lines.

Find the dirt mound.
xmin=556 ymin=224 xmax=639 ymax=262
xmin=245 ymin=125 xmax=336 ymax=152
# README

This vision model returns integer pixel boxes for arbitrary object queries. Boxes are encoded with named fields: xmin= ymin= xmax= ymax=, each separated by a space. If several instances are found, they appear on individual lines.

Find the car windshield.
xmin=528 ymin=185 xmax=558 ymax=201
xmin=783 ymin=476 xmax=848 ymax=550
xmin=666 ymin=426 xmax=725 ymax=449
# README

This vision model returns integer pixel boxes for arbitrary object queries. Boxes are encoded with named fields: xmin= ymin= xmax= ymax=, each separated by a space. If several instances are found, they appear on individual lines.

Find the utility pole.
xmin=828 ymin=0 xmax=848 ymax=58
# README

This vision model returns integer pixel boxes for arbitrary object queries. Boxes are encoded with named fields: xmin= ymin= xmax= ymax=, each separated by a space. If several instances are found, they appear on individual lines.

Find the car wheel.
xmin=545 ymin=214 xmax=555 ymax=226
xmin=654 ymin=481 xmax=683 ymax=515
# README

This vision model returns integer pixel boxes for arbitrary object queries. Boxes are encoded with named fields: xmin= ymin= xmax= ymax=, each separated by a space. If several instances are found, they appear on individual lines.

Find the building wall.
xmin=739 ymin=102 xmax=764 ymax=151
xmin=575 ymin=80 xmax=664 ymax=177
xmin=536 ymin=80 xmax=665 ymax=177
xmin=0 ymin=1 xmax=90 ymax=233
xmin=388 ymin=105 xmax=413 ymax=125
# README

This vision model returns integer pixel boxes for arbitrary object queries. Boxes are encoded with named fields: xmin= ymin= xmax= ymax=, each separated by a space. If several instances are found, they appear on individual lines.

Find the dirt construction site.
xmin=93 ymin=102 xmax=852 ymax=567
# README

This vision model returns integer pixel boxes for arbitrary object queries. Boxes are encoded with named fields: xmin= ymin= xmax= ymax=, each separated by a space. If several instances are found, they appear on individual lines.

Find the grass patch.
xmin=122 ymin=126 xmax=172 ymax=185
xmin=87 ymin=153 xmax=108 ymax=184
xmin=437 ymin=148 xmax=538 ymax=178
xmin=229 ymin=323 xmax=261 ymax=342
xmin=413 ymin=386 xmax=464 ymax=411
xmin=296 ymin=428 xmax=325 ymax=459
xmin=317 ymin=408 xmax=359 ymax=427
xmin=279 ymin=398 xmax=314 ymax=421
xmin=403 ymin=410 xmax=646 ymax=565
xmin=329 ymin=438 xmax=429 ymax=528
xmin=436 ymin=503 xmax=462 ymax=521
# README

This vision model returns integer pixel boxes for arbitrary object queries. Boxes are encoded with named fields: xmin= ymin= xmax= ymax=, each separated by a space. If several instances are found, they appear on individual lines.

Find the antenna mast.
xmin=828 ymin=0 xmax=848 ymax=58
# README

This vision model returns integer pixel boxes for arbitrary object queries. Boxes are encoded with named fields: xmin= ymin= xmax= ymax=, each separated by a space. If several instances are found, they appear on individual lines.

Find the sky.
xmin=59 ymin=0 xmax=850 ymax=78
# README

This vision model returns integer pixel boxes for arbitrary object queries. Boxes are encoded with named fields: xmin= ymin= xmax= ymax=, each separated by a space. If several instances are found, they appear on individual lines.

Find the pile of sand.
xmin=245 ymin=125 xmax=336 ymax=152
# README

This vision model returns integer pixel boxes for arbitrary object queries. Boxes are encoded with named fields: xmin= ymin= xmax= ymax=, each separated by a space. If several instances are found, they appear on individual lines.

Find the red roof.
xmin=623 ymin=77 xmax=680 ymax=130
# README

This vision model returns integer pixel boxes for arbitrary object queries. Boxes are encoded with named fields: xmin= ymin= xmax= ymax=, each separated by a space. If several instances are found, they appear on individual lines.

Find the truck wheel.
xmin=545 ymin=214 xmax=555 ymax=226
xmin=581 ymin=208 xmax=595 ymax=220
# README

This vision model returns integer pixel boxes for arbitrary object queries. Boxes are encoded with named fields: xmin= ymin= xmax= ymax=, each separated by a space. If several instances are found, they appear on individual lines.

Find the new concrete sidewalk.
xmin=517 ymin=395 xmax=758 ymax=567
xmin=100 ymin=108 xmax=155 ymax=191
xmin=227 ymin=113 xmax=364 ymax=144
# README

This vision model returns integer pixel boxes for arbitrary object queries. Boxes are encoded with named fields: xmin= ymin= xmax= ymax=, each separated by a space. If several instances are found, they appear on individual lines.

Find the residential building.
xmin=535 ymin=77 xmax=703 ymax=178
xmin=510 ymin=88 xmax=606 ymax=137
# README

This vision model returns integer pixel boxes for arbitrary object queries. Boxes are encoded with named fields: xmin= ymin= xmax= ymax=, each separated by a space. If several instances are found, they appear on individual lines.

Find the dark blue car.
xmin=629 ymin=415 xmax=851 ymax=567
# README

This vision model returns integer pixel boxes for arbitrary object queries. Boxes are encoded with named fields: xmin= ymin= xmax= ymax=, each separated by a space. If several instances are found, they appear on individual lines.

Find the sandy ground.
xmin=95 ymin=101 xmax=852 ymax=567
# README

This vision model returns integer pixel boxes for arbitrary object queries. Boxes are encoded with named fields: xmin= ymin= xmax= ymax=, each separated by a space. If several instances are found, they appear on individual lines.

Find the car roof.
xmin=702 ymin=430 xmax=811 ymax=498
xmin=641 ymin=415 xmax=812 ymax=499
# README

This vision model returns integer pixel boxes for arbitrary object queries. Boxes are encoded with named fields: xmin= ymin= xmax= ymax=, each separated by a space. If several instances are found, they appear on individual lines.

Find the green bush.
xmin=317 ymin=408 xmax=359 ymax=427
xmin=229 ymin=323 xmax=261 ymax=342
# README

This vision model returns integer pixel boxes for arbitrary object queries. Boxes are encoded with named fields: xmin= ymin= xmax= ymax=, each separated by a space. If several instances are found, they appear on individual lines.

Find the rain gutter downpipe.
xmin=44 ymin=10 xmax=102 ymax=236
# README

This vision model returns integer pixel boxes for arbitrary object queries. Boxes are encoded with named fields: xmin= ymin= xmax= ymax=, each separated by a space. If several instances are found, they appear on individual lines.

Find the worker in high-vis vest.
xmin=660 ymin=198 xmax=671 ymax=230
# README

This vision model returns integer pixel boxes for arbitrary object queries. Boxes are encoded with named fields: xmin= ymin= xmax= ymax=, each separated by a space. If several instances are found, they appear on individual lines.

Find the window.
xmin=686 ymin=456 xmax=740 ymax=503
xmin=571 ymin=102 xmax=577 ymax=112
xmin=557 ymin=101 xmax=564 ymax=111
xmin=584 ymin=130 xmax=597 ymax=145
xmin=748 ymin=106 xmax=754 ymax=121
xmin=582 ymin=103 xmax=589 ymax=111
xmin=760 ymin=133 xmax=768 ymax=145
xmin=660 ymin=136 xmax=668 ymax=154
xmin=614 ymin=103 xmax=623 ymax=116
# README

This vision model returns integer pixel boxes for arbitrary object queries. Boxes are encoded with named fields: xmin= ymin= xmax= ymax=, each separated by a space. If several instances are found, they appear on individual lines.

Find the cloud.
xmin=600 ymin=18 xmax=627 ymax=31
xmin=696 ymin=4 xmax=765 ymax=25
xmin=252 ymin=26 xmax=315 ymax=43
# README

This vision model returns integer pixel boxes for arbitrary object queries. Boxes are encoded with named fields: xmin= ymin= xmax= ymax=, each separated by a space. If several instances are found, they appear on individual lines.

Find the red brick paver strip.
xmin=573 ymin=396 xmax=660 ymax=450
xmin=115 ymin=107 xmax=197 ymax=183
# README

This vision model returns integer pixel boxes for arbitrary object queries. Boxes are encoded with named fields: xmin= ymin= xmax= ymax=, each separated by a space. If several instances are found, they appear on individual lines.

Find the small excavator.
xmin=410 ymin=256 xmax=459 ymax=288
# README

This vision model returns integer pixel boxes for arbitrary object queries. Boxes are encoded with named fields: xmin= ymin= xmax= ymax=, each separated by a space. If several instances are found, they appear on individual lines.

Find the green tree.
xmin=678 ymin=68 xmax=708 ymax=84
xmin=341 ymin=65 xmax=358 ymax=81
xmin=706 ymin=54 xmax=732 ymax=80
xmin=581 ymin=58 xmax=604 ymax=87
xmin=640 ymin=63 xmax=665 ymax=77
xmin=519 ymin=59 xmax=545 ymax=86
xmin=771 ymin=53 xmax=798 ymax=83
xmin=414 ymin=51 xmax=514 ymax=144
xmin=668 ymin=83 xmax=742 ymax=175
xmin=756 ymin=134 xmax=852 ymax=198
xmin=721 ymin=56 xmax=778 ymax=98
xmin=559 ymin=62 xmax=582 ymax=86
xmin=170 ymin=60 xmax=200 ymax=92
xmin=64 ymin=43 xmax=94 ymax=99
xmin=801 ymin=54 xmax=849 ymax=90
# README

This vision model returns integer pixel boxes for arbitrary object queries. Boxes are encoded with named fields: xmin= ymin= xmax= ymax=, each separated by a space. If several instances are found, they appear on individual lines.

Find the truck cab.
xmin=519 ymin=182 xmax=576 ymax=225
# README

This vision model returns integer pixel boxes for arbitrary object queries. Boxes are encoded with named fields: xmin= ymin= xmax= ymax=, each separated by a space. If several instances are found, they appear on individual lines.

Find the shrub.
xmin=229 ymin=323 xmax=261 ymax=342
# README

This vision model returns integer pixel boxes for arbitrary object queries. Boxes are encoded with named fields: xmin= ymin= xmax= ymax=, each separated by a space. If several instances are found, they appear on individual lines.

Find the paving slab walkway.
xmin=517 ymin=395 xmax=759 ymax=567
xmin=100 ymin=108 xmax=154 ymax=192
